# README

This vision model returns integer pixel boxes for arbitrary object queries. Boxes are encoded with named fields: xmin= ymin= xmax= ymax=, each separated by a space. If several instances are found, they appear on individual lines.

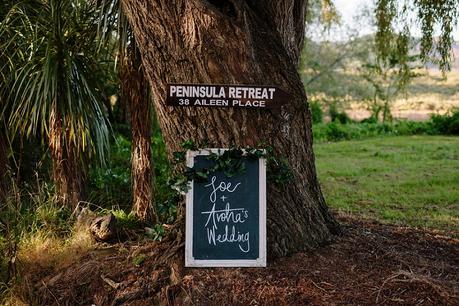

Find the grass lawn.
xmin=315 ymin=135 xmax=459 ymax=234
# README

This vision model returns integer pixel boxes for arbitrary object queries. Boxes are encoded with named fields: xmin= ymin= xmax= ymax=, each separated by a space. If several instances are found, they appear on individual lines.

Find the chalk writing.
xmin=205 ymin=176 xmax=241 ymax=203
xmin=187 ymin=153 xmax=264 ymax=265
xmin=201 ymin=176 xmax=250 ymax=252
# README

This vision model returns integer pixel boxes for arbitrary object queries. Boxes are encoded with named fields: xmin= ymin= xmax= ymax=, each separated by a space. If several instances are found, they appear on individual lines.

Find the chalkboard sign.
xmin=185 ymin=149 xmax=266 ymax=267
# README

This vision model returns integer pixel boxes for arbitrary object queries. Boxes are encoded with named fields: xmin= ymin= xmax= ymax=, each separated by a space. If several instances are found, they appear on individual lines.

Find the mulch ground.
xmin=26 ymin=215 xmax=458 ymax=305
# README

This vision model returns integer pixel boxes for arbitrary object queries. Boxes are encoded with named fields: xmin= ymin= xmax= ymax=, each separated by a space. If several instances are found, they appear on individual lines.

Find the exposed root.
xmin=8 ymin=215 xmax=458 ymax=305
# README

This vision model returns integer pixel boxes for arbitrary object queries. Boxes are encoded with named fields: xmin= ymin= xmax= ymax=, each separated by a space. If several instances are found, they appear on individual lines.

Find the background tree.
xmin=97 ymin=0 xmax=156 ymax=223
xmin=359 ymin=33 xmax=421 ymax=122
xmin=375 ymin=0 xmax=459 ymax=73
xmin=302 ymin=0 xmax=458 ymax=122
xmin=301 ymin=3 xmax=371 ymax=94
xmin=1 ymin=0 xmax=110 ymax=208
xmin=123 ymin=45 xmax=155 ymax=223
xmin=301 ymin=34 xmax=374 ymax=114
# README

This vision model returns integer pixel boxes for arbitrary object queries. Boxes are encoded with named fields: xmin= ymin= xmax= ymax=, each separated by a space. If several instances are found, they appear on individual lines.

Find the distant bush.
xmin=329 ymin=103 xmax=352 ymax=124
xmin=393 ymin=120 xmax=430 ymax=135
xmin=360 ymin=116 xmax=378 ymax=124
xmin=430 ymin=110 xmax=459 ymax=135
xmin=309 ymin=101 xmax=323 ymax=124
xmin=313 ymin=110 xmax=459 ymax=142
xmin=318 ymin=122 xmax=350 ymax=140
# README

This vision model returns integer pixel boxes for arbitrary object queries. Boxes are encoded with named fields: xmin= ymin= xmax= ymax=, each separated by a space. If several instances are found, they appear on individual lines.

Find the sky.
xmin=333 ymin=0 xmax=369 ymax=29
xmin=332 ymin=0 xmax=459 ymax=41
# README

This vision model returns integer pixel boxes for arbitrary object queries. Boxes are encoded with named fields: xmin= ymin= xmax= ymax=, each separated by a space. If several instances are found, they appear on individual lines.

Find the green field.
xmin=315 ymin=136 xmax=459 ymax=234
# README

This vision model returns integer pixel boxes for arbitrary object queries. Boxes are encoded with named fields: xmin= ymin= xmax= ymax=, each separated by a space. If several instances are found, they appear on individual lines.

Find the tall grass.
xmin=0 ymin=177 xmax=95 ymax=304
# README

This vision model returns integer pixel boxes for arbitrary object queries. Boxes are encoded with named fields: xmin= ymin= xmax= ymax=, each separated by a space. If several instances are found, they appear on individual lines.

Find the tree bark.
xmin=49 ymin=107 xmax=83 ymax=209
xmin=120 ymin=44 xmax=156 ymax=223
xmin=0 ymin=127 xmax=9 ymax=202
xmin=122 ymin=0 xmax=340 ymax=257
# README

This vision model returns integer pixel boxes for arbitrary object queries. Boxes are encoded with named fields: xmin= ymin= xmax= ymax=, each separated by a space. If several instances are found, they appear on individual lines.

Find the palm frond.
xmin=0 ymin=0 xmax=110 ymax=165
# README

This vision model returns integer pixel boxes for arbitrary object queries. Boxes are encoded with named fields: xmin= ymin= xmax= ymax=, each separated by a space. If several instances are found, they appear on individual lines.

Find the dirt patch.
xmin=184 ymin=216 xmax=458 ymax=305
xmin=16 ymin=215 xmax=458 ymax=305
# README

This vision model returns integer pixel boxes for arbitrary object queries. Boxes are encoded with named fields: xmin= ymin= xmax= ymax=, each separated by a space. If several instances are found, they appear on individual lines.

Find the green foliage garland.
xmin=169 ymin=140 xmax=293 ymax=196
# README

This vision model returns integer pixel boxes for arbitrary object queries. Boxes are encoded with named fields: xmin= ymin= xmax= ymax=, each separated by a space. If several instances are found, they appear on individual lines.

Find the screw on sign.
xmin=166 ymin=84 xmax=291 ymax=109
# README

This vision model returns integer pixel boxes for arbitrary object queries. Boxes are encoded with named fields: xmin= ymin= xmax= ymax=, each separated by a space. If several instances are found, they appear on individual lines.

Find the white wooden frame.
xmin=185 ymin=148 xmax=267 ymax=267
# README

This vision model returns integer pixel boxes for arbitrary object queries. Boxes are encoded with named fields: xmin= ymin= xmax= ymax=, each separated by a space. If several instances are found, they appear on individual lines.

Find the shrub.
xmin=309 ymin=101 xmax=323 ymax=124
xmin=393 ymin=121 xmax=429 ymax=135
xmin=313 ymin=110 xmax=459 ymax=142
xmin=329 ymin=103 xmax=351 ymax=124
xmin=87 ymin=135 xmax=132 ymax=209
xmin=360 ymin=116 xmax=378 ymax=124
xmin=430 ymin=110 xmax=459 ymax=135
xmin=324 ymin=122 xmax=350 ymax=141
xmin=335 ymin=112 xmax=352 ymax=124
xmin=109 ymin=209 xmax=141 ymax=230
xmin=151 ymin=118 xmax=178 ymax=224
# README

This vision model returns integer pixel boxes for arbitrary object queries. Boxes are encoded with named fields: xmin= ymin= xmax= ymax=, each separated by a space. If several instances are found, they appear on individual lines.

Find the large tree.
xmin=121 ymin=0 xmax=340 ymax=257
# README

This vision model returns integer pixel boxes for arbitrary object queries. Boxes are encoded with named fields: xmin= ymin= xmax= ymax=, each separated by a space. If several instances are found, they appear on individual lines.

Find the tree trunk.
xmin=120 ymin=44 xmax=156 ymax=223
xmin=0 ymin=128 xmax=9 ymax=202
xmin=49 ymin=107 xmax=83 ymax=209
xmin=122 ymin=0 xmax=340 ymax=257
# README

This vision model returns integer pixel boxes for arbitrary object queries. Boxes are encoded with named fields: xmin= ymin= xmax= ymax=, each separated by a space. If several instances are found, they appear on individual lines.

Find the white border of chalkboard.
xmin=185 ymin=149 xmax=267 ymax=267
